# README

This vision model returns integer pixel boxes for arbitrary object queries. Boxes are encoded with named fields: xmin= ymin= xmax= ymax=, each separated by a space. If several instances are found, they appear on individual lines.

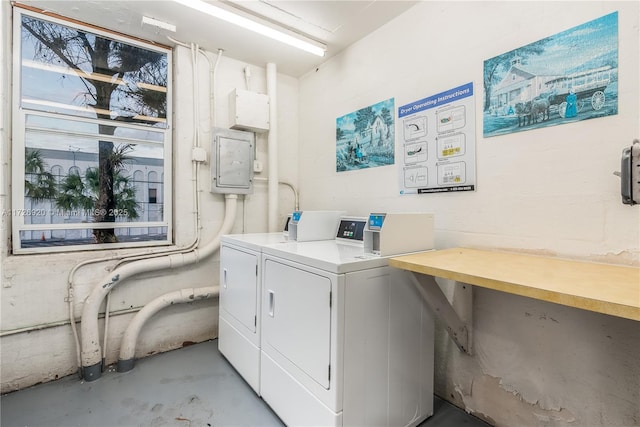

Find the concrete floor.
xmin=1 ymin=340 xmax=490 ymax=427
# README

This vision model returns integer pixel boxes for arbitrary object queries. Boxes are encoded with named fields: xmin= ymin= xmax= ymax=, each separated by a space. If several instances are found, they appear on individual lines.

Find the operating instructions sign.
xmin=397 ymin=82 xmax=476 ymax=195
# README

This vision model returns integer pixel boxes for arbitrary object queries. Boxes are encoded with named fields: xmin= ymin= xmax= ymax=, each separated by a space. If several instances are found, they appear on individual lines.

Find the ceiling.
xmin=17 ymin=0 xmax=418 ymax=77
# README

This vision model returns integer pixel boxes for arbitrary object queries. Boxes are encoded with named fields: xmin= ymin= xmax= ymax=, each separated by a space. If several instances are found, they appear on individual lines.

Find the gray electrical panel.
xmin=211 ymin=127 xmax=254 ymax=194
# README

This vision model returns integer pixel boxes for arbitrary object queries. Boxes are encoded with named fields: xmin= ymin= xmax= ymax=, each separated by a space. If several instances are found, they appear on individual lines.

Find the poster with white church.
xmin=483 ymin=12 xmax=618 ymax=138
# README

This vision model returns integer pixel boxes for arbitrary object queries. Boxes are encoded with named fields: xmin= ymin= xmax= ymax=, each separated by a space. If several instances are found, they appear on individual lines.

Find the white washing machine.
xmin=259 ymin=236 xmax=435 ymax=426
xmin=218 ymin=232 xmax=288 ymax=394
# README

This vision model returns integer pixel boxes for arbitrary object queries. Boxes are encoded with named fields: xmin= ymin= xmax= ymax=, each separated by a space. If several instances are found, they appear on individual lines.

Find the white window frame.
xmin=11 ymin=7 xmax=173 ymax=254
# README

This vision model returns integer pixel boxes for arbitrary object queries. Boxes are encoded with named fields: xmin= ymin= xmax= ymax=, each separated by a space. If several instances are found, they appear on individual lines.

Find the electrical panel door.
xmin=211 ymin=127 xmax=254 ymax=194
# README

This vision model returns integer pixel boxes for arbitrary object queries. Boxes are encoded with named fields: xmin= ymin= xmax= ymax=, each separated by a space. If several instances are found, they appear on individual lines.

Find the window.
xmin=12 ymin=8 xmax=172 ymax=253
xmin=50 ymin=165 xmax=62 ymax=181
xmin=148 ymin=188 xmax=157 ymax=204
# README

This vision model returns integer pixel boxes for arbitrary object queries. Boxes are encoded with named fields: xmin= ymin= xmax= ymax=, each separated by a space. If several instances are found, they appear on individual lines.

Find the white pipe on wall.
xmin=116 ymin=286 xmax=219 ymax=372
xmin=266 ymin=63 xmax=279 ymax=232
xmin=211 ymin=49 xmax=224 ymax=127
xmin=253 ymin=177 xmax=299 ymax=211
xmin=80 ymin=194 xmax=238 ymax=381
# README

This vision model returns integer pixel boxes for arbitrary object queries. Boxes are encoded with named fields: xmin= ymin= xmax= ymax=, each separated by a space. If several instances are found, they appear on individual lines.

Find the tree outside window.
xmin=13 ymin=8 xmax=171 ymax=252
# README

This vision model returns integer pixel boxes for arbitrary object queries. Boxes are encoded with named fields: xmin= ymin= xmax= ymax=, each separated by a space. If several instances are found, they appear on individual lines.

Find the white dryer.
xmin=218 ymin=232 xmax=288 ymax=394
xmin=218 ymin=212 xmax=346 ymax=395
xmin=259 ymin=238 xmax=435 ymax=427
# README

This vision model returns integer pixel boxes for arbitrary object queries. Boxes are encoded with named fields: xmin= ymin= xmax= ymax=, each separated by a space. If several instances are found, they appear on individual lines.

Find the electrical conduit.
xmin=80 ymin=194 xmax=238 ymax=381
xmin=116 ymin=286 xmax=219 ymax=372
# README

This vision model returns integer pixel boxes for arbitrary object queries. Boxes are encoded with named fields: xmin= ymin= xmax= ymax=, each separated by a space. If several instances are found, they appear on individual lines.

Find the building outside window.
xmin=11 ymin=7 xmax=172 ymax=253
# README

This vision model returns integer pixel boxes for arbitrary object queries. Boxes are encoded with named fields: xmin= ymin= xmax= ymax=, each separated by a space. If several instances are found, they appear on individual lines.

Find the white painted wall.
xmin=298 ymin=1 xmax=639 ymax=426
xmin=0 ymin=1 xmax=298 ymax=392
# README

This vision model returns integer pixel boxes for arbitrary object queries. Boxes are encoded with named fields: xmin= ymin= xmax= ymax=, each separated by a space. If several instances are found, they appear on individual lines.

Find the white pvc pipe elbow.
xmin=80 ymin=195 xmax=237 ymax=380
xmin=117 ymin=286 xmax=219 ymax=372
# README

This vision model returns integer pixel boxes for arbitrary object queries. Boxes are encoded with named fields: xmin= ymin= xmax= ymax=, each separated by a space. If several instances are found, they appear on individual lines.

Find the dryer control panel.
xmin=335 ymin=217 xmax=367 ymax=243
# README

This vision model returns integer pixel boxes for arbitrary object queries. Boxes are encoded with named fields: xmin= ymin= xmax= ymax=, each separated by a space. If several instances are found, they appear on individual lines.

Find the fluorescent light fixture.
xmin=173 ymin=0 xmax=326 ymax=57
xmin=142 ymin=16 xmax=177 ymax=33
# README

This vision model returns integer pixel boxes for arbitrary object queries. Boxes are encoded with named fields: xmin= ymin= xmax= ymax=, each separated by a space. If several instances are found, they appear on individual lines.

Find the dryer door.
xmin=220 ymin=244 xmax=258 ymax=333
xmin=263 ymin=258 xmax=332 ymax=389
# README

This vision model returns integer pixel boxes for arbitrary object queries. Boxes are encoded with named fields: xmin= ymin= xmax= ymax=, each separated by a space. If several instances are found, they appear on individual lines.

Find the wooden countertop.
xmin=389 ymin=248 xmax=640 ymax=321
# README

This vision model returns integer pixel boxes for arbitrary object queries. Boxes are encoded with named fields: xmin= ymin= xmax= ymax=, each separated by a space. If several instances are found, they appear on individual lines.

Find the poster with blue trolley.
xmin=398 ymin=82 xmax=476 ymax=195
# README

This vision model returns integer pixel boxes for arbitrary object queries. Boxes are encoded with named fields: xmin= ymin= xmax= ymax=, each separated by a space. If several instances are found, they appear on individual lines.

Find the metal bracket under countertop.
xmin=409 ymin=273 xmax=474 ymax=355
